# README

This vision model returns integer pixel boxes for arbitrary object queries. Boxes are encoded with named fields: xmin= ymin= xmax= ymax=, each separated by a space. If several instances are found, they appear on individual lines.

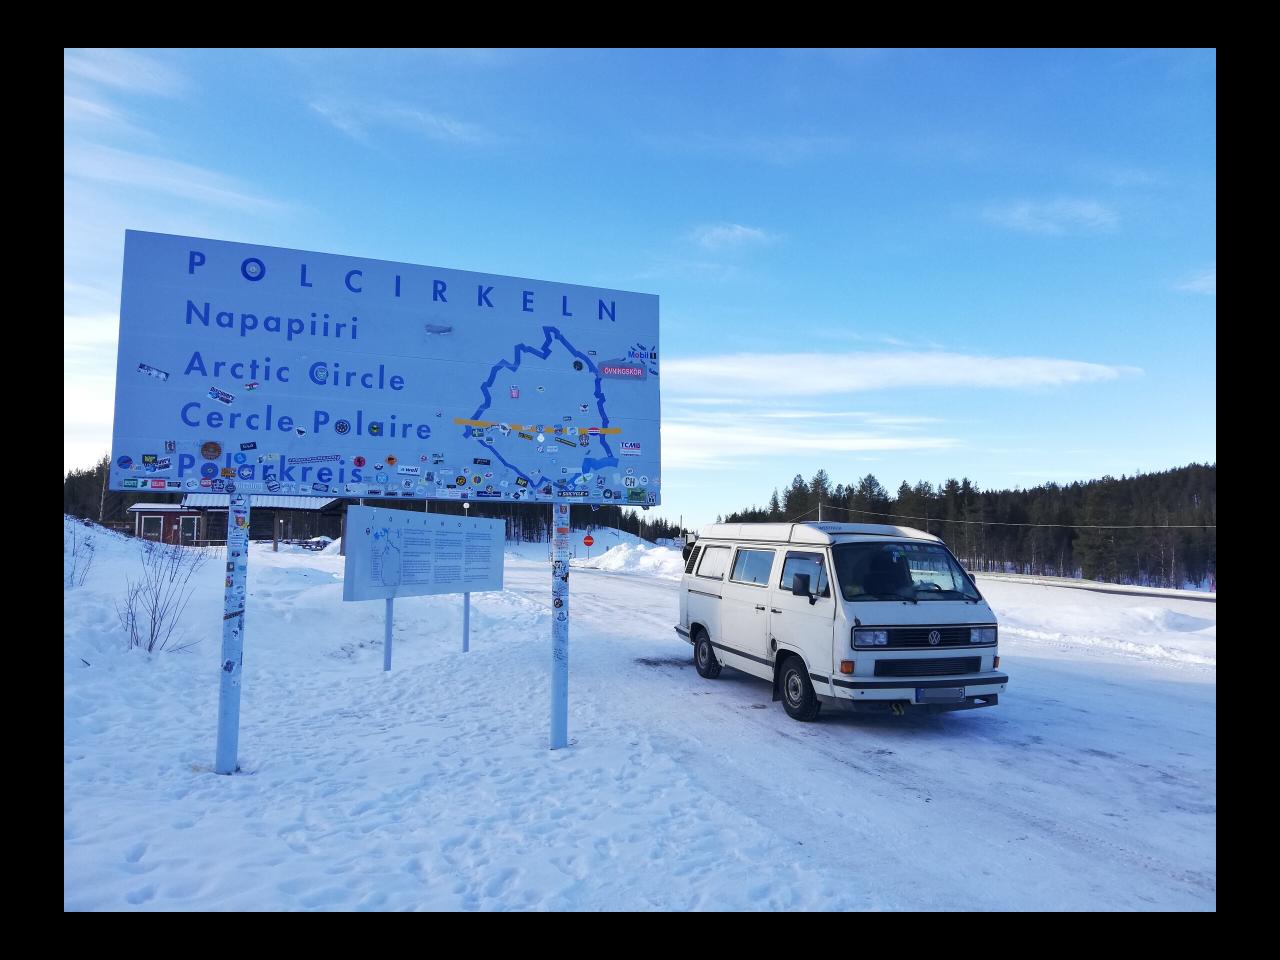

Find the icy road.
xmin=64 ymin=527 xmax=1215 ymax=911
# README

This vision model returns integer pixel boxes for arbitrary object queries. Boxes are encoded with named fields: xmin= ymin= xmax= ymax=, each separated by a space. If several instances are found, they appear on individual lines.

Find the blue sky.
xmin=65 ymin=48 xmax=1216 ymax=529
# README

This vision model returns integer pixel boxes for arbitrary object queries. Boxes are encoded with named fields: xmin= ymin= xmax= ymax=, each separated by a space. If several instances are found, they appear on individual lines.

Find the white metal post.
xmin=463 ymin=592 xmax=470 ymax=652
xmin=550 ymin=503 xmax=570 ymax=748
xmin=384 ymin=597 xmax=394 ymax=672
xmin=215 ymin=492 xmax=251 ymax=774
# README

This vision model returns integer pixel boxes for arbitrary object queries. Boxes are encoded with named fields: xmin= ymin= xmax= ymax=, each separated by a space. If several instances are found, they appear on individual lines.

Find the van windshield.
xmin=831 ymin=541 xmax=980 ymax=602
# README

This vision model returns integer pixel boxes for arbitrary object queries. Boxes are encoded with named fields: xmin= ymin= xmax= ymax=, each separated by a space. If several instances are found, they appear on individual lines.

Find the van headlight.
xmin=853 ymin=629 xmax=888 ymax=647
xmin=970 ymin=626 xmax=997 ymax=644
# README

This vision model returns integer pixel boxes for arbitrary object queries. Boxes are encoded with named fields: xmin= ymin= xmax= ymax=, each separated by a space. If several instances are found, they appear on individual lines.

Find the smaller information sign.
xmin=342 ymin=507 xmax=504 ymax=602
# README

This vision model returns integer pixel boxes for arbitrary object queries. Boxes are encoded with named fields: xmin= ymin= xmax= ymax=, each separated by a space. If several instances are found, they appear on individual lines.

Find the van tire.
xmin=780 ymin=657 xmax=821 ymax=721
xmin=693 ymin=630 xmax=722 ymax=679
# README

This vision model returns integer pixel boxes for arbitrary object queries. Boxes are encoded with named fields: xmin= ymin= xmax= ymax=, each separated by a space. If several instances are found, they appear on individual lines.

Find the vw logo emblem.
xmin=928 ymin=630 xmax=941 ymax=645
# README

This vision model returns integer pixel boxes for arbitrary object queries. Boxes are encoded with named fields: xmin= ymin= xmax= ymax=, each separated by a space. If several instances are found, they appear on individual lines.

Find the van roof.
xmin=696 ymin=521 xmax=942 ymax=546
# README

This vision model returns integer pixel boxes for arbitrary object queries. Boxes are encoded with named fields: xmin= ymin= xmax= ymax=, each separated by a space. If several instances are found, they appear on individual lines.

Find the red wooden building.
xmin=126 ymin=503 xmax=204 ymax=544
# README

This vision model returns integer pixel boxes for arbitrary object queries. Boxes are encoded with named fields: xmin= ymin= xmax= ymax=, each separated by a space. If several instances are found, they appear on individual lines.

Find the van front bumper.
xmin=816 ymin=671 xmax=1008 ymax=712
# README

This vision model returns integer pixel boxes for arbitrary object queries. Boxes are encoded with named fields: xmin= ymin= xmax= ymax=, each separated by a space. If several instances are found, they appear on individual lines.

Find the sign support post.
xmin=384 ymin=597 xmax=394 ymax=672
xmin=215 ymin=492 xmax=251 ymax=775
xmin=463 ymin=593 xmax=471 ymax=652
xmin=551 ymin=503 xmax=570 ymax=749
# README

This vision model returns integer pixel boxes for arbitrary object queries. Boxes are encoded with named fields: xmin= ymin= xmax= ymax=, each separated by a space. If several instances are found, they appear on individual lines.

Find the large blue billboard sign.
xmin=111 ymin=231 xmax=661 ymax=505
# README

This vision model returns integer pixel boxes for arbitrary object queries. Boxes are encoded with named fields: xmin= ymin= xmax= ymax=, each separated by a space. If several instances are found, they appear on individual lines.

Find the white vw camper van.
xmin=675 ymin=522 xmax=1007 ymax=720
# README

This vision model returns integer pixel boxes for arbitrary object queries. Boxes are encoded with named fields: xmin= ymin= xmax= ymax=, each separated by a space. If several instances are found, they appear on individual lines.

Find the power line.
xmin=808 ymin=501 xmax=1215 ymax=530
xmin=783 ymin=505 xmax=821 ymax=523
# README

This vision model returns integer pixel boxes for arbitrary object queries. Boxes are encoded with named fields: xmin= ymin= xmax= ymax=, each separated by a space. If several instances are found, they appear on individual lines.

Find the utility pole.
xmin=98 ymin=457 xmax=108 ymax=523
xmin=818 ymin=501 xmax=823 ymax=522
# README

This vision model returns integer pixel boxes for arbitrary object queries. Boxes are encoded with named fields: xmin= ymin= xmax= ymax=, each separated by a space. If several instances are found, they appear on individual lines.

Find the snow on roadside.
xmin=979 ymin=580 xmax=1216 ymax=666
xmin=571 ymin=542 xmax=685 ymax=579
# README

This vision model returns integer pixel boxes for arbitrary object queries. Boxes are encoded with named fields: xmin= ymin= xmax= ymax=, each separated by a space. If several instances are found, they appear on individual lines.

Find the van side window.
xmin=729 ymin=548 xmax=775 ymax=586
xmin=684 ymin=544 xmax=702 ymax=575
xmin=696 ymin=545 xmax=730 ymax=580
xmin=779 ymin=552 xmax=830 ymax=597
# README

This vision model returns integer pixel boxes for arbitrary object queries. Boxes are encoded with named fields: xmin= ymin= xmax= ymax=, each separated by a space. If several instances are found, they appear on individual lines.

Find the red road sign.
xmin=583 ymin=535 xmax=595 ymax=547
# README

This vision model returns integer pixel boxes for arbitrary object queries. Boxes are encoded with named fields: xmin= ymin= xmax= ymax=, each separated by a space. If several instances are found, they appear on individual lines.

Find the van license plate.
xmin=917 ymin=687 xmax=965 ymax=703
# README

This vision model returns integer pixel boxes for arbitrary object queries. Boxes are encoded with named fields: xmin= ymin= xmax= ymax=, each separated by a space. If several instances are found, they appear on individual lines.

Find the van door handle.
xmin=770 ymin=608 xmax=782 ymax=614
xmin=754 ymin=604 xmax=766 ymax=611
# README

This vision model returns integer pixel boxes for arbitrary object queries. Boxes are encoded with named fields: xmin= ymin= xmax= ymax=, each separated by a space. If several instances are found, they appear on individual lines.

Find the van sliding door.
xmin=719 ymin=547 xmax=776 ymax=679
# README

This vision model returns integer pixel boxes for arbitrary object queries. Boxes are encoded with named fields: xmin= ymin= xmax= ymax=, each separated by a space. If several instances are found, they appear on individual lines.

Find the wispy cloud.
xmin=716 ymin=134 xmax=848 ymax=164
xmin=64 ymin=50 xmax=181 ymax=143
xmin=311 ymin=99 xmax=491 ymax=146
xmin=64 ymin=313 xmax=120 ymax=352
xmin=659 ymin=400 xmax=956 ymax=470
xmin=633 ymin=256 xmax=746 ymax=284
xmin=984 ymin=199 xmax=1119 ymax=235
xmin=64 ymin=142 xmax=287 ymax=213
xmin=1087 ymin=165 xmax=1167 ymax=188
xmin=812 ymin=329 xmax=947 ymax=350
xmin=688 ymin=223 xmax=777 ymax=251
xmin=664 ymin=351 xmax=1140 ymax=398
xmin=640 ymin=131 xmax=849 ymax=165
xmin=745 ymin=410 xmax=943 ymax=425
xmin=64 ymin=93 xmax=156 ymax=144
xmin=64 ymin=49 xmax=186 ymax=97
xmin=64 ymin=93 xmax=128 ymax=125
xmin=1175 ymin=264 xmax=1216 ymax=295
xmin=663 ymin=417 xmax=958 ymax=470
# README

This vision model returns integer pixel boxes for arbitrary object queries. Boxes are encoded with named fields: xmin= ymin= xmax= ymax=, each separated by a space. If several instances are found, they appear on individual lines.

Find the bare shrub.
xmin=64 ymin=517 xmax=97 ymax=588
xmin=116 ymin=542 xmax=210 ymax=653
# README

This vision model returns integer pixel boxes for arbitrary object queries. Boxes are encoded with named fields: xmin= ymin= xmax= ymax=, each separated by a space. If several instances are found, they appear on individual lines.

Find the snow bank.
xmin=981 ymin=580 xmax=1216 ymax=666
xmin=571 ymin=542 xmax=685 ymax=580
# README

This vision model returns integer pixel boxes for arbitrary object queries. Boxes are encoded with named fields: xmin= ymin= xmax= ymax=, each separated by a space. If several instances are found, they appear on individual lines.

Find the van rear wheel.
xmin=694 ymin=630 xmax=721 ymax=679
xmin=780 ymin=658 xmax=821 ymax=721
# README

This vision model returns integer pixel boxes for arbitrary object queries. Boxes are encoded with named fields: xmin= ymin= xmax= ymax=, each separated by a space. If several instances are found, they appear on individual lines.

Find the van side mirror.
xmin=792 ymin=573 xmax=816 ymax=603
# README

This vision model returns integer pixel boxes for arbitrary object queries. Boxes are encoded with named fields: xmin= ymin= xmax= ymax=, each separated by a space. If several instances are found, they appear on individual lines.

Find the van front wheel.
xmin=780 ymin=659 xmax=821 ymax=721
xmin=694 ymin=631 xmax=722 ymax=679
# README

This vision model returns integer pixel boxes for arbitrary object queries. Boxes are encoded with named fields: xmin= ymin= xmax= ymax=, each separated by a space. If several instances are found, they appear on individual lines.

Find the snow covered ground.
xmin=64 ymin=521 xmax=1215 ymax=911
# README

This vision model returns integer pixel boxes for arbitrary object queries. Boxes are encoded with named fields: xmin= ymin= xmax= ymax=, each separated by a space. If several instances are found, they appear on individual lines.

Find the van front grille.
xmin=888 ymin=627 xmax=986 ymax=648
xmin=874 ymin=657 xmax=981 ymax=678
